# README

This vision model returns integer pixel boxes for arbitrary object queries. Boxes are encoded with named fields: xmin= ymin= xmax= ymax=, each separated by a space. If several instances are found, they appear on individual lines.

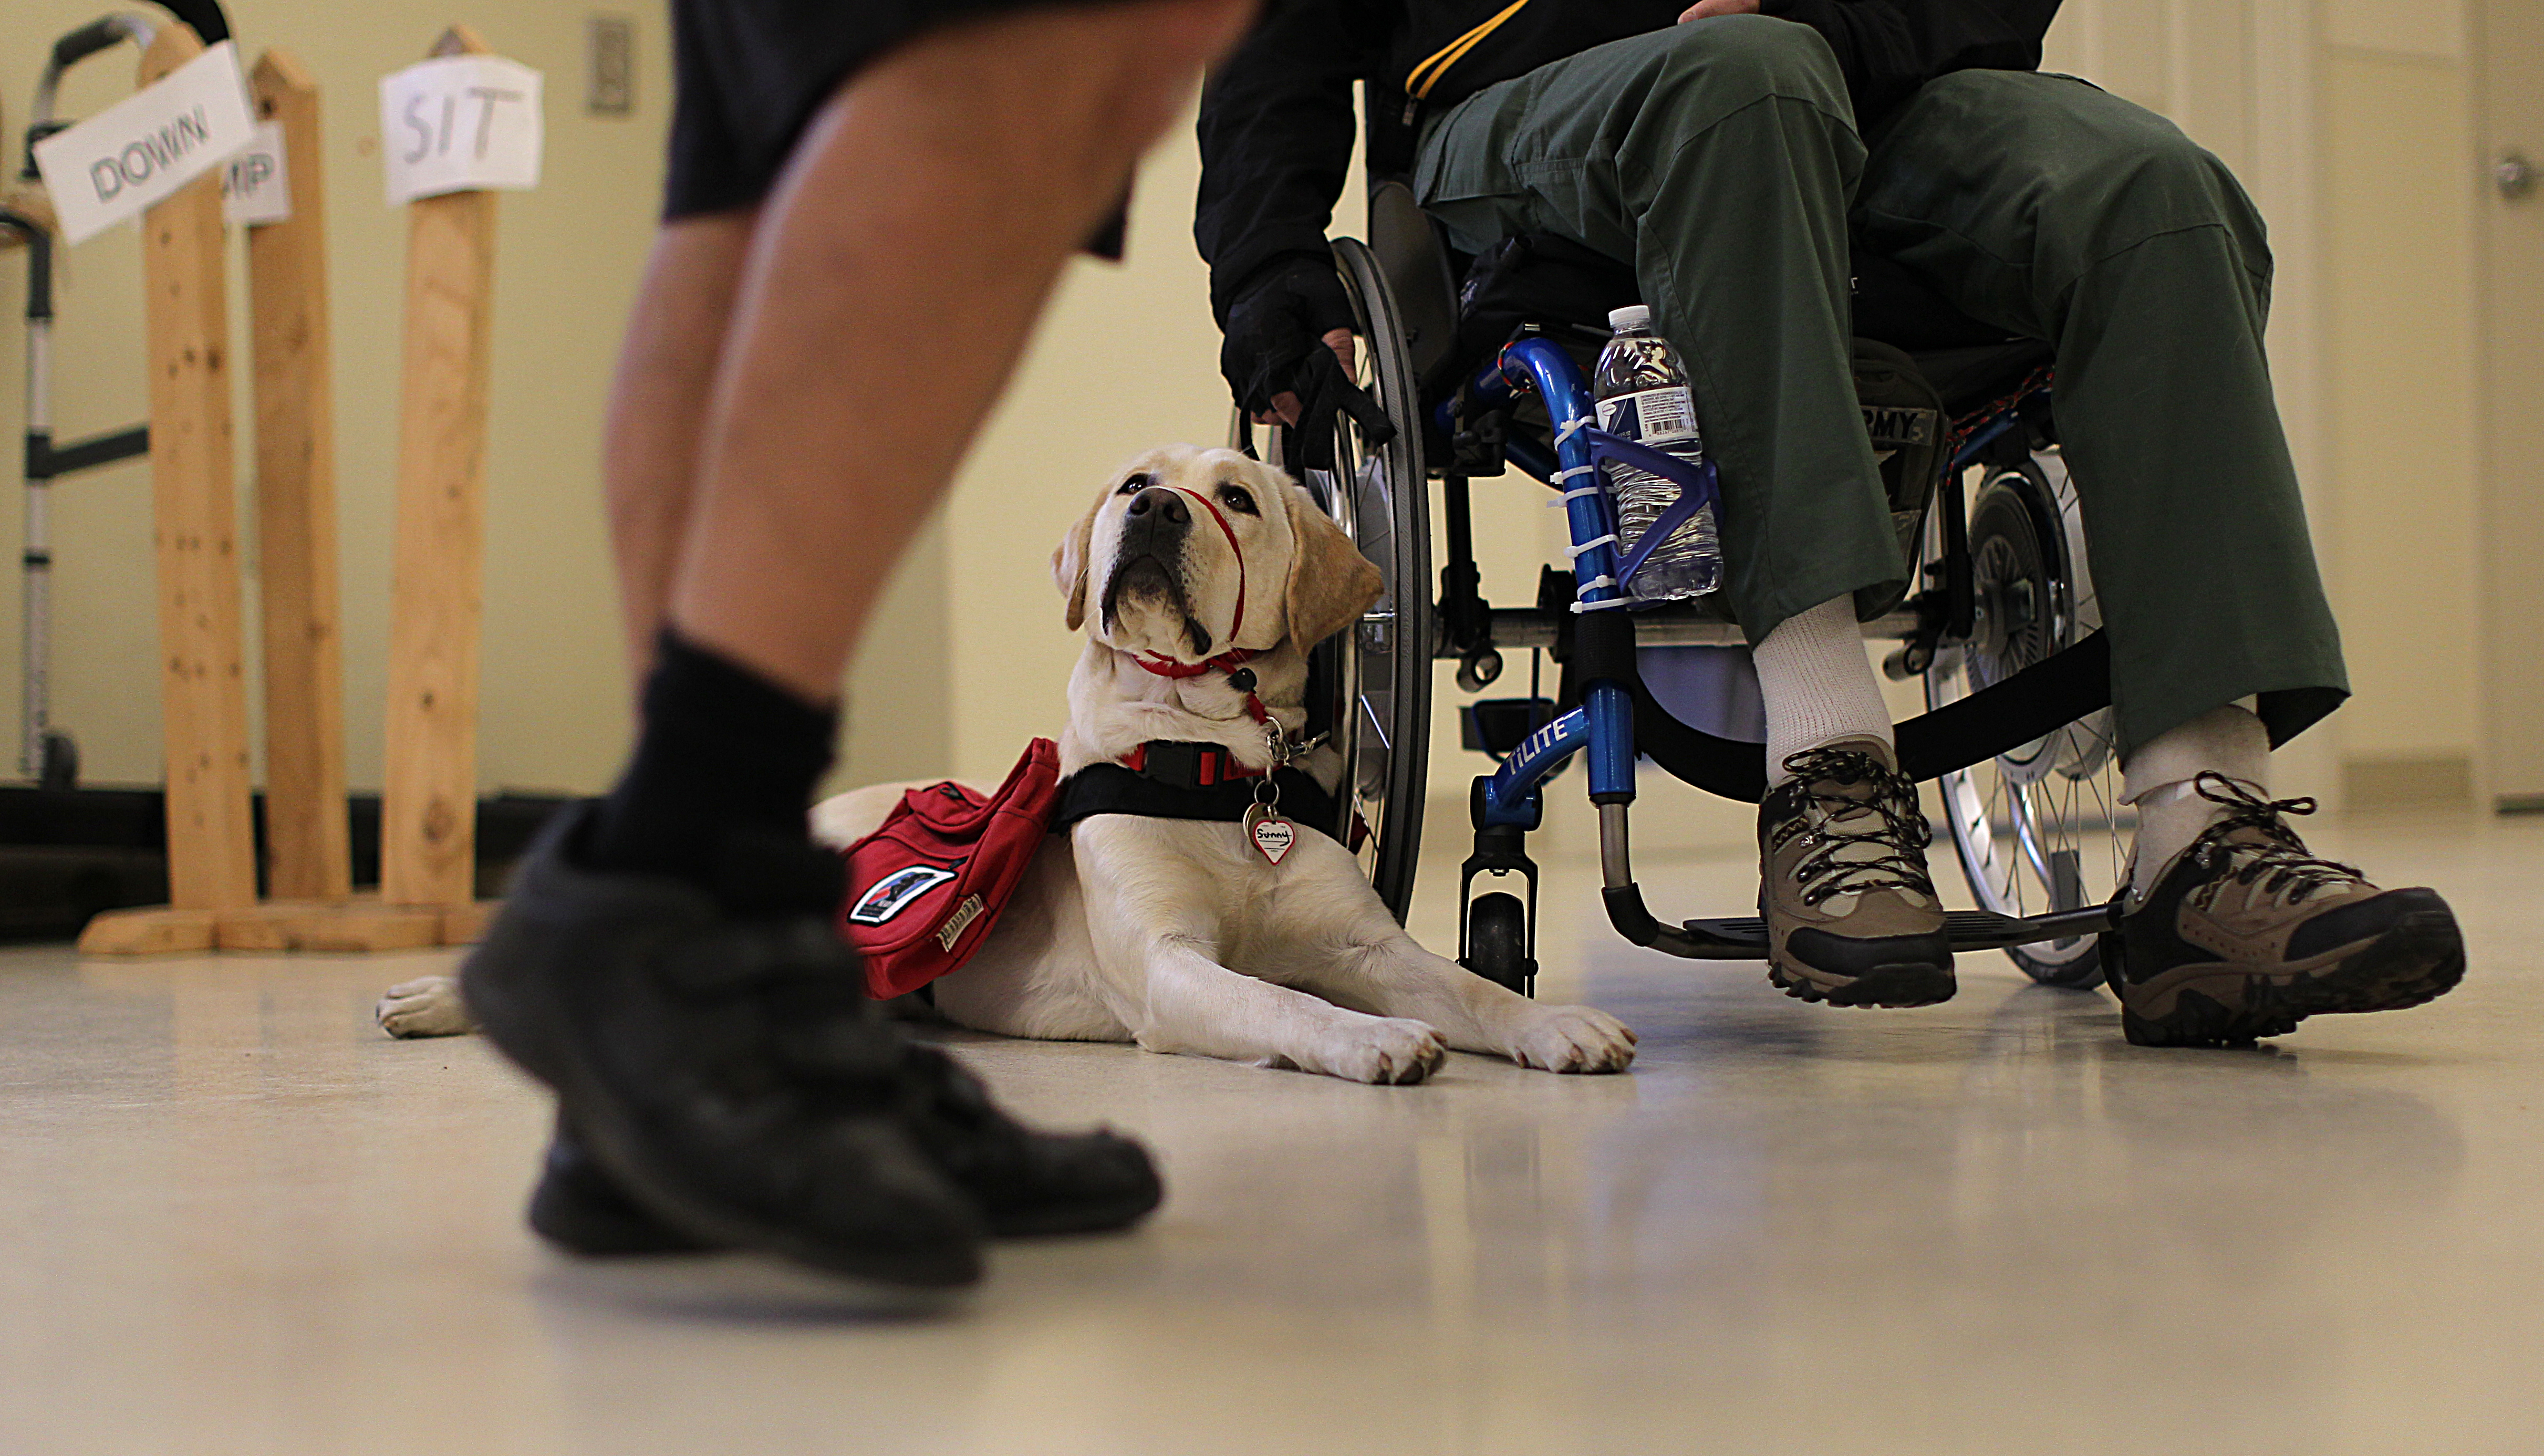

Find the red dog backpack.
xmin=837 ymin=739 xmax=1061 ymax=999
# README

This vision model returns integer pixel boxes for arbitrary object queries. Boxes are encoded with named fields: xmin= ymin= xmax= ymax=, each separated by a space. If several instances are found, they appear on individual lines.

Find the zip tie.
xmin=1571 ymin=595 xmax=1634 ymax=613
xmin=1574 ymin=574 xmax=1618 ymax=592
xmin=1554 ymin=464 xmax=1596 ymax=481
xmin=1563 ymin=533 xmax=1618 ymax=560
xmin=1561 ymin=484 xmax=1605 ymax=502
xmin=1556 ymin=416 xmax=1594 ymax=443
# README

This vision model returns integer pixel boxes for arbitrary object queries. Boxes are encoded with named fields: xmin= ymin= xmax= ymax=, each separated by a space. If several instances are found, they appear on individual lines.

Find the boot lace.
xmin=1778 ymin=746 xmax=1936 ymax=908
xmin=2183 ymin=772 xmax=2369 ymax=910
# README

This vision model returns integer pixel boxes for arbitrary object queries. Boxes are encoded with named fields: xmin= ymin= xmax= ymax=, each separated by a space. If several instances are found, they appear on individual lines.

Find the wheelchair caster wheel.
xmin=1461 ymin=891 xmax=1535 ymax=996
xmin=1456 ymin=648 xmax=1504 ymax=693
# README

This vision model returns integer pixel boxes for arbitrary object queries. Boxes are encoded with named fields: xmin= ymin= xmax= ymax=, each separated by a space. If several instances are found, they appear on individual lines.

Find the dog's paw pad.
xmin=1512 ymin=1006 xmax=1637 ymax=1074
xmin=376 ymin=975 xmax=474 ymax=1039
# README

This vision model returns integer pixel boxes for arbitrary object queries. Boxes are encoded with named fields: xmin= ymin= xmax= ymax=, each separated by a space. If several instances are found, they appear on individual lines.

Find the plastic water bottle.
xmin=1592 ymin=305 xmax=1722 ymax=601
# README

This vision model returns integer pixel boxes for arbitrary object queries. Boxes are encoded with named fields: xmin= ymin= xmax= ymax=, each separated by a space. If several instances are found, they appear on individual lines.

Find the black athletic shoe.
xmin=2104 ymin=774 xmax=2467 ymax=1047
xmin=890 ymin=1040 xmax=1164 ymax=1237
xmin=462 ymin=804 xmax=984 ymax=1289
xmin=527 ymin=1116 xmax=713 ymax=1257
xmin=526 ymin=1046 xmax=1164 ymax=1256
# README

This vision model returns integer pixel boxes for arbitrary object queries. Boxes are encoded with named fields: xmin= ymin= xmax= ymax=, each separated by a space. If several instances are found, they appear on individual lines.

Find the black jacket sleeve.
xmin=1193 ymin=0 xmax=1389 ymax=325
xmin=1758 ymin=0 xmax=2061 ymax=122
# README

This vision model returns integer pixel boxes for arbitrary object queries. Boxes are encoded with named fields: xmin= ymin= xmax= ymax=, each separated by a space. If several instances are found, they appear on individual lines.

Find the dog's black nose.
xmin=1127 ymin=486 xmax=1189 ymax=525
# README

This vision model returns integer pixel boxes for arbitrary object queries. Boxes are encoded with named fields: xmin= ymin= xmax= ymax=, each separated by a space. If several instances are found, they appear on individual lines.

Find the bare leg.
xmin=602 ymin=213 xmax=754 ymax=676
xmin=665 ymin=0 xmax=1252 ymax=701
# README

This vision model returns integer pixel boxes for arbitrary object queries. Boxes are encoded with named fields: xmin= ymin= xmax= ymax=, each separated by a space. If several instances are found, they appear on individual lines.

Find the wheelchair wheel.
xmin=1230 ymin=237 xmax=1434 ymax=920
xmin=1923 ymin=449 xmax=2125 ymax=989
xmin=1461 ymin=891 xmax=1533 ymax=994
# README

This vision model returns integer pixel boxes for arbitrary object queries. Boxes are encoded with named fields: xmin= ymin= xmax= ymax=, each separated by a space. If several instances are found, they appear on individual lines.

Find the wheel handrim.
xmin=1926 ymin=453 xmax=2126 ymax=984
xmin=1224 ymin=239 xmax=1432 ymax=921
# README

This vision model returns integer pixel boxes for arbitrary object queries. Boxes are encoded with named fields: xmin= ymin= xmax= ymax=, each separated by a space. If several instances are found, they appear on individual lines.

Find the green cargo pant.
xmin=1412 ymin=13 xmax=2346 ymax=757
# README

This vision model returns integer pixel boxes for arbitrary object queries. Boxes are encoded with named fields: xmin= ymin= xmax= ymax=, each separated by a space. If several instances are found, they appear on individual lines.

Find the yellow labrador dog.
xmin=380 ymin=445 xmax=1635 ymax=1086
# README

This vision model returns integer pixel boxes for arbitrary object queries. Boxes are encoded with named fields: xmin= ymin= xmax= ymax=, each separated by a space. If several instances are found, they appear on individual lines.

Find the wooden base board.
xmin=216 ymin=900 xmax=444 ymax=953
xmin=78 ymin=898 xmax=503 ymax=955
xmin=438 ymin=900 xmax=497 ymax=945
xmin=76 ymin=906 xmax=221 ymax=955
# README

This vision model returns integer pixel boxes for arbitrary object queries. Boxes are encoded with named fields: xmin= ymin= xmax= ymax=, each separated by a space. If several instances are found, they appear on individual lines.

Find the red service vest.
xmin=837 ymin=739 xmax=1060 ymax=999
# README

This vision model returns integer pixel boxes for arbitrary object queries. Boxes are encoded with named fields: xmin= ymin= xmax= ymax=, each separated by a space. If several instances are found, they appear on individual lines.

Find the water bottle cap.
xmin=1607 ymin=304 xmax=1653 ymax=333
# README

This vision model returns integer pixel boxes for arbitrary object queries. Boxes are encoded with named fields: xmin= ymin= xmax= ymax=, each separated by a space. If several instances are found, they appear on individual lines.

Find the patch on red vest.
xmin=838 ymin=739 xmax=1060 ymax=999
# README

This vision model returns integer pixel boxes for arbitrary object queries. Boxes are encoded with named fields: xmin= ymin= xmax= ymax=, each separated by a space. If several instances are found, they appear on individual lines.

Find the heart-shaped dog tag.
xmin=1244 ymin=807 xmax=1296 ymax=866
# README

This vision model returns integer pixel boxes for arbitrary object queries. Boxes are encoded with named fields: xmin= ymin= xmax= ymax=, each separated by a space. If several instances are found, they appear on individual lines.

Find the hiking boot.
xmin=527 ymin=1047 xmax=1164 ymax=1258
xmin=1758 ymin=740 xmax=1954 ymax=1007
xmin=462 ymin=804 xmax=985 ymax=1289
xmin=2104 ymin=774 xmax=2466 ymax=1047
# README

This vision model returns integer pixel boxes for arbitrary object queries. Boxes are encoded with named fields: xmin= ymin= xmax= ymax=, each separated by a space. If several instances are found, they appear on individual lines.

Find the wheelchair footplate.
xmin=1667 ymin=906 xmax=2121 ymax=961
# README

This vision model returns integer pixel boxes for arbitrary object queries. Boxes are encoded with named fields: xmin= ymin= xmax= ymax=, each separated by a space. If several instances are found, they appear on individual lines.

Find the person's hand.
xmin=1268 ymin=330 xmax=1358 ymax=426
xmin=1677 ymin=0 xmax=1759 ymax=20
xmin=1221 ymin=255 xmax=1361 ymax=425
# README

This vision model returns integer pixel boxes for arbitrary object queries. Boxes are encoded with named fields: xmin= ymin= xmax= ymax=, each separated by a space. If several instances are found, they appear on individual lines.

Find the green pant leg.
xmin=1413 ymin=15 xmax=1903 ymax=640
xmin=1853 ymin=70 xmax=2348 ymax=757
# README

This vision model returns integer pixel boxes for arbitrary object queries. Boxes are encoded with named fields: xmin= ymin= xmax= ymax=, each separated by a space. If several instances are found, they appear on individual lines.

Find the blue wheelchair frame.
xmin=1446 ymin=335 xmax=2119 ymax=975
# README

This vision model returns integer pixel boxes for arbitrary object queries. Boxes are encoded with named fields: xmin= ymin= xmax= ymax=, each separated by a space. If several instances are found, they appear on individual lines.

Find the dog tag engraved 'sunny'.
xmin=1243 ymin=804 xmax=1295 ymax=865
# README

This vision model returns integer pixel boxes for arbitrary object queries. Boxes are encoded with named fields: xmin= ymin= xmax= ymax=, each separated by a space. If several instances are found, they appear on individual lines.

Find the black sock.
xmin=587 ymin=630 xmax=842 ymax=912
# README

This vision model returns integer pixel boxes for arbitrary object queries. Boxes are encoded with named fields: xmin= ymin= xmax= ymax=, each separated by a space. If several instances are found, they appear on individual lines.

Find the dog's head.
xmin=1052 ymin=445 xmax=1382 ymax=663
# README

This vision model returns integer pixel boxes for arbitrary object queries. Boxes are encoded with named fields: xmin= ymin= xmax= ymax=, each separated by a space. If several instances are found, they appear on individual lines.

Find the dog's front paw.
xmin=1313 ymin=1016 xmax=1448 ymax=1085
xmin=377 ymin=975 xmax=475 ymax=1039
xmin=1507 ymin=1004 xmax=1637 ymax=1074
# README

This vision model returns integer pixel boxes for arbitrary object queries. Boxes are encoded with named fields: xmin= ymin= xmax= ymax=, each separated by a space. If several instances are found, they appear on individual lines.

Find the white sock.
xmin=1752 ymin=596 xmax=1894 ymax=784
xmin=2122 ymin=702 xmax=2271 ymax=900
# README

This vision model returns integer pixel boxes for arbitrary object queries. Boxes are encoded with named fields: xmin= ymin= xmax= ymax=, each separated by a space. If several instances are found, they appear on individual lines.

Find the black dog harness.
xmin=1053 ymin=740 xmax=1342 ymax=839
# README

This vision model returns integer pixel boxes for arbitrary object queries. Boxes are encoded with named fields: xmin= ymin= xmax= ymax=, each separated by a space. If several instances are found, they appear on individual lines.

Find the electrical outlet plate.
xmin=587 ymin=14 xmax=634 ymax=116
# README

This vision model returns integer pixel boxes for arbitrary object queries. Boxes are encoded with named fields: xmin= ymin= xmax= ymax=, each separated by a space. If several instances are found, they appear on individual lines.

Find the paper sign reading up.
xmin=221 ymin=120 xmax=292 ymax=226
xmin=32 ymin=40 xmax=258 ymax=244
xmin=379 ymin=55 xmax=543 ymax=204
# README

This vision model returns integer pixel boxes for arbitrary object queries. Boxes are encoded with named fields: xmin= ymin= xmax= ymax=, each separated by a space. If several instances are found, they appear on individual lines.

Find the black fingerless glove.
xmin=1218 ymin=253 xmax=1397 ymax=470
xmin=1220 ymin=254 xmax=1356 ymax=415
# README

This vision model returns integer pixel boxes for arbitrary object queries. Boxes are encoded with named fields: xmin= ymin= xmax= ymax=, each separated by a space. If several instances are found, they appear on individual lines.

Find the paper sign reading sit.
xmin=221 ymin=120 xmax=291 ymax=227
xmin=380 ymin=56 xmax=543 ymax=204
xmin=32 ymin=40 xmax=258 ymax=244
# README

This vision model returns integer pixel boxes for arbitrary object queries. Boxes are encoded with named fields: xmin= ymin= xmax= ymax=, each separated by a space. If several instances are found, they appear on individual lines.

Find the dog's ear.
xmin=1282 ymin=483 xmax=1384 ymax=650
xmin=1053 ymin=485 xmax=1107 ymax=630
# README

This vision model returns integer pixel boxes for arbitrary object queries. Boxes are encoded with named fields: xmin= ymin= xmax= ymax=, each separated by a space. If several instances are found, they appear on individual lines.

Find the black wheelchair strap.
xmin=1052 ymin=763 xmax=1343 ymax=838
xmin=1628 ymin=631 xmax=2115 ymax=804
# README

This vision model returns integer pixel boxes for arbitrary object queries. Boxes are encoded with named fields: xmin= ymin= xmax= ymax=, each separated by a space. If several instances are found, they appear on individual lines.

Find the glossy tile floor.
xmin=2 ymin=808 xmax=2538 ymax=1455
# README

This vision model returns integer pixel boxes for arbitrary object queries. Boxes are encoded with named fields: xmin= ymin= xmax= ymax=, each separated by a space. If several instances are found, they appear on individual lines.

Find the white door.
xmin=2478 ymin=0 xmax=2544 ymax=808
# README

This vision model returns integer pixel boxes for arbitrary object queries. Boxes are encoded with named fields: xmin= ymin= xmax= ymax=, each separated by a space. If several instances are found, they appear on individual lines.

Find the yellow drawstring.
xmin=1405 ymin=0 xmax=1534 ymax=101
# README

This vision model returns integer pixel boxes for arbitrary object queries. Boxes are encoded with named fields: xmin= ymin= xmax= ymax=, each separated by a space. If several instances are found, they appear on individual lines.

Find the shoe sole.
xmin=985 ymin=1188 xmax=1165 ymax=1240
xmin=465 ymin=943 xmax=983 ymax=1292
xmin=1767 ymin=958 xmax=1957 ymax=1009
xmin=531 ymin=1146 xmax=1160 ymax=1255
xmin=2111 ymin=909 xmax=2467 ymax=1048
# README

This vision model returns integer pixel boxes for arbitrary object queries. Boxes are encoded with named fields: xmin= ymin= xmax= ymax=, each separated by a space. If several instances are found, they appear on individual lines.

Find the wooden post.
xmin=245 ymin=49 xmax=352 ymax=903
xmin=77 ymin=24 xmax=258 ymax=955
xmin=381 ymin=25 xmax=498 ymax=913
xmin=201 ymin=48 xmax=448 ymax=955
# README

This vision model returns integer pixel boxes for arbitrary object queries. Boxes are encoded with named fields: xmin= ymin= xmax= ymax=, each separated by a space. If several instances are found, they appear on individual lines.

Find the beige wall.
xmin=2048 ymin=0 xmax=2488 ymax=809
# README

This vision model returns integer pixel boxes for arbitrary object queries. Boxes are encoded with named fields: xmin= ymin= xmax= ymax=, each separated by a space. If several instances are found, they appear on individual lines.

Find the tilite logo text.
xmin=89 ymin=106 xmax=213 ymax=202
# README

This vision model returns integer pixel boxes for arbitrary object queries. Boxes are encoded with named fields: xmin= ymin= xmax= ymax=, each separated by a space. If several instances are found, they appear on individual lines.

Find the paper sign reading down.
xmin=379 ymin=56 xmax=543 ymax=204
xmin=221 ymin=120 xmax=292 ymax=226
xmin=31 ymin=40 xmax=258 ymax=244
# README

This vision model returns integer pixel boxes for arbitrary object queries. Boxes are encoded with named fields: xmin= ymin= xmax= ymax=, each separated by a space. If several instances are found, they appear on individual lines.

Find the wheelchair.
xmin=1238 ymin=159 xmax=2130 ymax=997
